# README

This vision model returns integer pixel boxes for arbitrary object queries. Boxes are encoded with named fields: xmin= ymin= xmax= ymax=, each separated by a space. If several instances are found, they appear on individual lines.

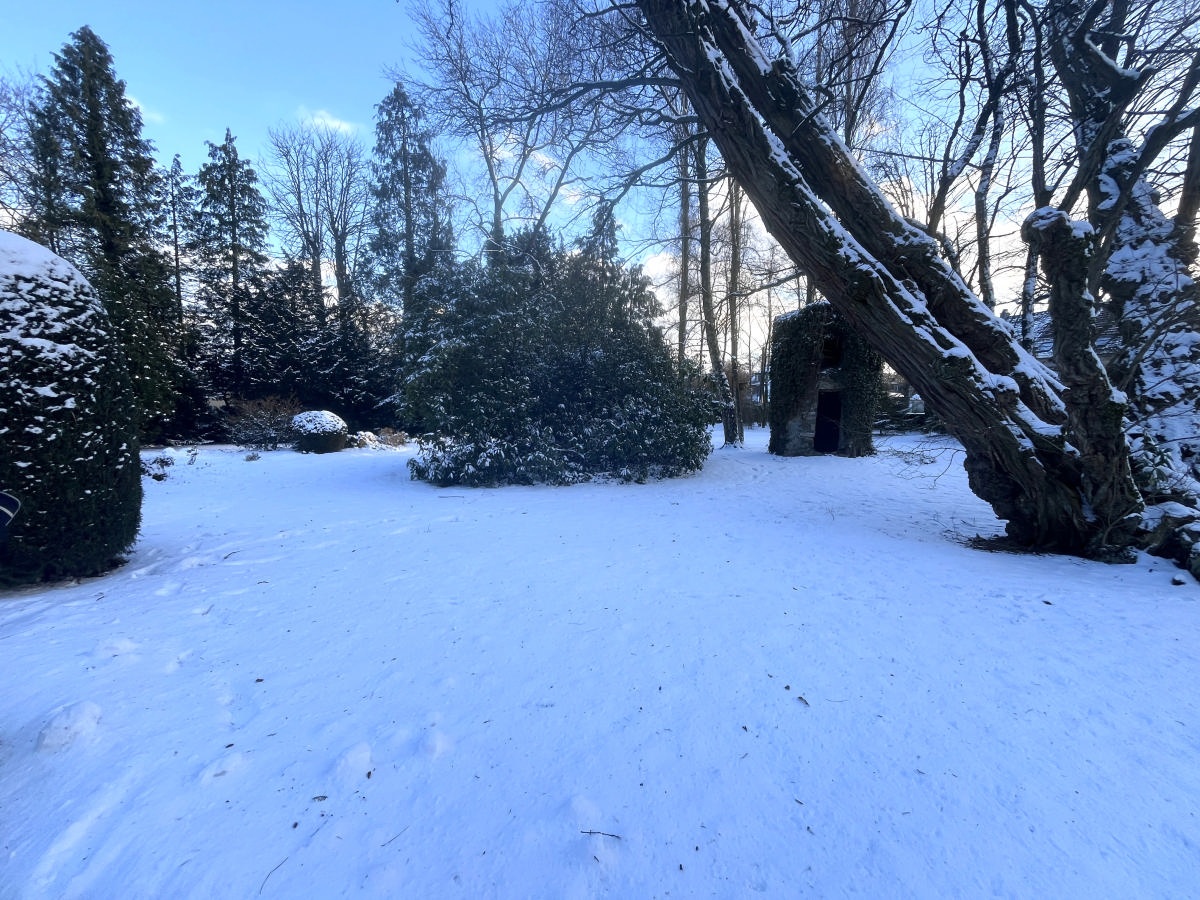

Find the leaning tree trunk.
xmin=637 ymin=0 xmax=1143 ymax=555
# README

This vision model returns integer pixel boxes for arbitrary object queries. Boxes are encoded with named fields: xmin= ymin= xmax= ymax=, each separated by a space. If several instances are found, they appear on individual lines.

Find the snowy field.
xmin=1 ymin=429 xmax=1196 ymax=898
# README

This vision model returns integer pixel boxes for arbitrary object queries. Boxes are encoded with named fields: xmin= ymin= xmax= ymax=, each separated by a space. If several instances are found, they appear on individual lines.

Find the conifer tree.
xmin=161 ymin=154 xmax=198 ymax=333
xmin=191 ymin=129 xmax=270 ymax=399
xmin=371 ymin=83 xmax=452 ymax=314
xmin=22 ymin=26 xmax=179 ymax=437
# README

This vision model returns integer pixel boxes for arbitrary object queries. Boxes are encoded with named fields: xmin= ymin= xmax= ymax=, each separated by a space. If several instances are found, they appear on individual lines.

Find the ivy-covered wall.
xmin=768 ymin=302 xmax=883 ymax=457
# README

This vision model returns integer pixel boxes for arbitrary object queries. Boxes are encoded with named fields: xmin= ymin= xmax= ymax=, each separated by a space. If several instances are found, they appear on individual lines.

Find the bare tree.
xmin=263 ymin=124 xmax=328 ymax=324
xmin=408 ymin=0 xmax=618 ymax=252
xmin=637 ymin=0 xmax=1147 ymax=556
xmin=1044 ymin=0 xmax=1200 ymax=505
xmin=262 ymin=123 xmax=373 ymax=327
xmin=0 ymin=72 xmax=37 ymax=229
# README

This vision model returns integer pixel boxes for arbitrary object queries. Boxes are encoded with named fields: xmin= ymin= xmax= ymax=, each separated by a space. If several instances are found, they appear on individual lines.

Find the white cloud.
xmin=297 ymin=106 xmax=357 ymax=134
xmin=127 ymin=94 xmax=165 ymax=125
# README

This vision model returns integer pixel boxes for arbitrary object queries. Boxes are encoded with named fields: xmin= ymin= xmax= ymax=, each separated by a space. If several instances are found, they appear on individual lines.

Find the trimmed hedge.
xmin=0 ymin=232 xmax=141 ymax=585
xmin=292 ymin=410 xmax=348 ymax=454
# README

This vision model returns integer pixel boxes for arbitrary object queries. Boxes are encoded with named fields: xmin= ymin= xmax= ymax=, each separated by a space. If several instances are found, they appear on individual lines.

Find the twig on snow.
xmin=259 ymin=857 xmax=287 ymax=894
xmin=382 ymin=825 xmax=410 ymax=847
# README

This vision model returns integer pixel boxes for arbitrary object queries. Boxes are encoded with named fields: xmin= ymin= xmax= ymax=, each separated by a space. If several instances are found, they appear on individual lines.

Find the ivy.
xmin=768 ymin=302 xmax=882 ymax=458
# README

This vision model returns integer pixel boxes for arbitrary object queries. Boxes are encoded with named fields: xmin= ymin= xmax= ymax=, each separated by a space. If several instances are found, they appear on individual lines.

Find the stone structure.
xmin=768 ymin=302 xmax=882 ymax=458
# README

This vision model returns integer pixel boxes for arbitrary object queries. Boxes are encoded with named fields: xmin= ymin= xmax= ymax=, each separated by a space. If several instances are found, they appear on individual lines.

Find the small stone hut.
xmin=768 ymin=302 xmax=882 ymax=457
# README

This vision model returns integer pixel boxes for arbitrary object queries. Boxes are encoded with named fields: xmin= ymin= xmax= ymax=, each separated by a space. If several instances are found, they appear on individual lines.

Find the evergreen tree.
xmin=241 ymin=258 xmax=319 ymax=403
xmin=21 ymin=26 xmax=180 ymax=437
xmin=400 ymin=228 xmax=713 ymax=485
xmin=161 ymin=154 xmax=198 ymax=334
xmin=0 ymin=232 xmax=141 ymax=586
xmin=240 ymin=257 xmax=400 ymax=428
xmin=191 ymin=129 xmax=269 ymax=400
xmin=371 ymin=83 xmax=452 ymax=314
xmin=20 ymin=111 xmax=72 ymax=256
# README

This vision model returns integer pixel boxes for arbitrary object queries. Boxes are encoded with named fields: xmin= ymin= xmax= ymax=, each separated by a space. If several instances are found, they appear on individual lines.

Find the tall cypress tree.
xmin=371 ymin=84 xmax=452 ymax=315
xmin=191 ymin=129 xmax=269 ymax=400
xmin=161 ymin=154 xmax=198 ymax=334
xmin=22 ymin=26 xmax=180 ymax=438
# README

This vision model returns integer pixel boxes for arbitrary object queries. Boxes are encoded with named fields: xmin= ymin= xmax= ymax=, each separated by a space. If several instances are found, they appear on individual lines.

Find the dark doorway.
xmin=814 ymin=390 xmax=842 ymax=452
xmin=820 ymin=335 xmax=844 ymax=369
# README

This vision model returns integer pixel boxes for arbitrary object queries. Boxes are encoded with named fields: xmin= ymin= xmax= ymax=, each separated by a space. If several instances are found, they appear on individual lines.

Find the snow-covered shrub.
xmin=224 ymin=396 xmax=303 ymax=450
xmin=0 ymin=232 xmax=142 ymax=585
xmin=409 ymin=425 xmax=581 ymax=487
xmin=345 ymin=430 xmax=408 ymax=450
xmin=141 ymin=453 xmax=174 ymax=482
xmin=397 ymin=228 xmax=714 ymax=486
xmin=292 ymin=410 xmax=348 ymax=454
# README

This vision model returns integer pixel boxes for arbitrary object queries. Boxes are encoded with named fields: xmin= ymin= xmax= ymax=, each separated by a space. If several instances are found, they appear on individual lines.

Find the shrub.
xmin=346 ymin=430 xmax=408 ymax=450
xmin=292 ymin=410 xmax=348 ymax=454
xmin=0 ymin=232 xmax=142 ymax=585
xmin=224 ymin=396 xmax=303 ymax=450
xmin=399 ymin=228 xmax=714 ymax=486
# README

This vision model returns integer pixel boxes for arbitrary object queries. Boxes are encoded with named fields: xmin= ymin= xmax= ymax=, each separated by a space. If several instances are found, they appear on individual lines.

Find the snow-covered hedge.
xmin=292 ymin=410 xmax=348 ymax=454
xmin=292 ymin=410 xmax=348 ymax=435
xmin=0 ymin=231 xmax=141 ymax=585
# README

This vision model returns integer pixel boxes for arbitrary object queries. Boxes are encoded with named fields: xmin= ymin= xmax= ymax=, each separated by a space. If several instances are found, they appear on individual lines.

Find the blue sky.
xmin=2 ymin=0 xmax=423 ymax=171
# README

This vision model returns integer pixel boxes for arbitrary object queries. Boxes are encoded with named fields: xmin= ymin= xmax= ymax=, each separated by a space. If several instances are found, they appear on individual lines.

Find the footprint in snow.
xmin=422 ymin=729 xmax=454 ymax=759
xmin=92 ymin=637 xmax=139 ymax=662
xmin=332 ymin=741 xmax=375 ymax=788
xmin=36 ymin=701 xmax=102 ymax=752
xmin=198 ymin=750 xmax=247 ymax=784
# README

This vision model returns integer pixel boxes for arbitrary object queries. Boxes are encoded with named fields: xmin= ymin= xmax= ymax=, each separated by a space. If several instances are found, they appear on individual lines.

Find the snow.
xmin=291 ymin=411 xmax=348 ymax=435
xmin=0 ymin=231 xmax=77 ymax=280
xmin=2 ymin=429 xmax=1197 ymax=897
xmin=0 ymin=231 xmax=101 ymax=366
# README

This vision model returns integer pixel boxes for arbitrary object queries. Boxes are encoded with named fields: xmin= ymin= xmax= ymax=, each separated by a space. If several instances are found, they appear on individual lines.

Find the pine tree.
xmin=191 ymin=129 xmax=269 ymax=400
xmin=371 ymin=83 xmax=452 ymax=315
xmin=242 ymin=258 xmax=318 ymax=403
xmin=21 ymin=26 xmax=180 ymax=437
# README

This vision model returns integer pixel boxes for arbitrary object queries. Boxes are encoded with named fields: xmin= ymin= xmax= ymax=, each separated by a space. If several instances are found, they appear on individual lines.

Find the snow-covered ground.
xmin=1 ymin=429 xmax=1196 ymax=898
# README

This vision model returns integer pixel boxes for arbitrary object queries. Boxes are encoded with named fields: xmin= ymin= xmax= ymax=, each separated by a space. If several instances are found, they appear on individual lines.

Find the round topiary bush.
xmin=292 ymin=410 xmax=348 ymax=454
xmin=0 ymin=231 xmax=142 ymax=586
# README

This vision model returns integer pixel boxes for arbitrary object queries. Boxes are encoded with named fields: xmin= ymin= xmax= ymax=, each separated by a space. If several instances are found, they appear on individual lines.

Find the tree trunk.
xmin=725 ymin=180 xmax=745 ymax=443
xmin=694 ymin=135 xmax=740 ymax=446
xmin=637 ymin=0 xmax=1141 ymax=554
xmin=677 ymin=132 xmax=692 ymax=362
xmin=1024 ymin=208 xmax=1143 ymax=554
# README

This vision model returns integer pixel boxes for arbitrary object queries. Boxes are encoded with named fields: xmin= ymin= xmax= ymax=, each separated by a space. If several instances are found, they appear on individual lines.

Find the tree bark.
xmin=677 ymin=132 xmax=692 ymax=362
xmin=694 ymin=134 xmax=740 ymax=446
xmin=637 ymin=0 xmax=1141 ymax=553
